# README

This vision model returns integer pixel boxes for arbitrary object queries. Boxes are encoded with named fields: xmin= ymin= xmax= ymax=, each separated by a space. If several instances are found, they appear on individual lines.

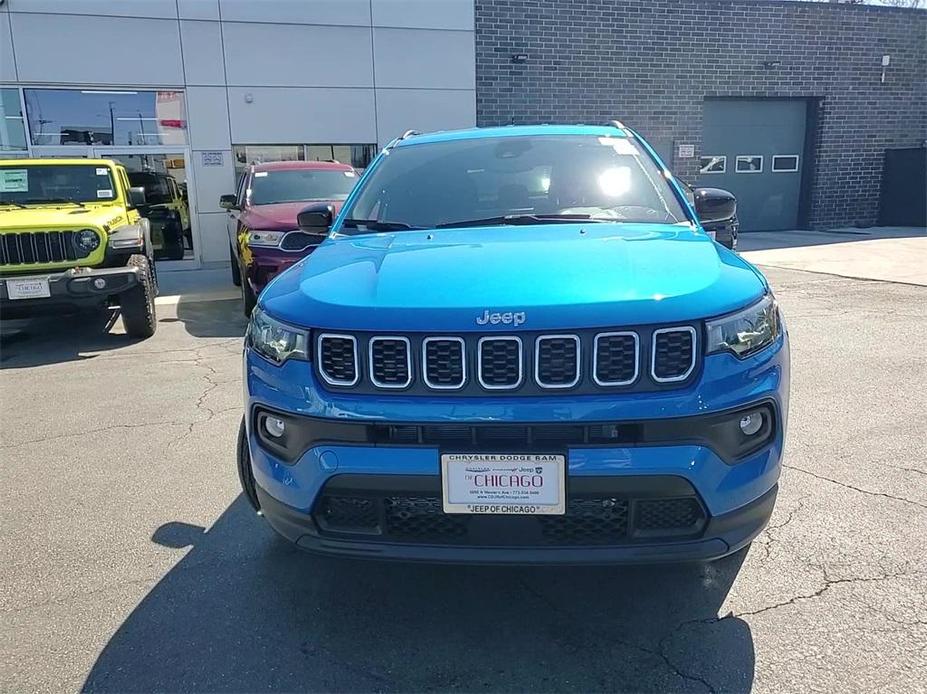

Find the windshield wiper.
xmin=0 ymin=199 xmax=27 ymax=209
xmin=21 ymin=197 xmax=86 ymax=208
xmin=341 ymin=218 xmax=423 ymax=231
xmin=435 ymin=213 xmax=603 ymax=229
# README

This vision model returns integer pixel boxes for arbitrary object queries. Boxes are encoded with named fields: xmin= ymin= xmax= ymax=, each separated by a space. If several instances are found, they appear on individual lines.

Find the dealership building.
xmin=1 ymin=0 xmax=924 ymax=271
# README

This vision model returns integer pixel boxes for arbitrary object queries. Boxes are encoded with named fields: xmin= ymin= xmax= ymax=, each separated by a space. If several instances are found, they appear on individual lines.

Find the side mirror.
xmin=219 ymin=194 xmax=239 ymax=210
xmin=127 ymin=186 xmax=146 ymax=208
xmin=297 ymin=202 xmax=335 ymax=233
xmin=693 ymin=187 xmax=736 ymax=224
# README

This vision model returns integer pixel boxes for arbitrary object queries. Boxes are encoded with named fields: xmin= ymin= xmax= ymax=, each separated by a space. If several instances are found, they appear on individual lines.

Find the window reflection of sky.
xmin=24 ymin=89 xmax=186 ymax=146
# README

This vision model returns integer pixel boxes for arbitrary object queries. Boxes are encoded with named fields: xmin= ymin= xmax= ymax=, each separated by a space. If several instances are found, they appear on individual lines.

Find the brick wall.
xmin=475 ymin=0 xmax=927 ymax=229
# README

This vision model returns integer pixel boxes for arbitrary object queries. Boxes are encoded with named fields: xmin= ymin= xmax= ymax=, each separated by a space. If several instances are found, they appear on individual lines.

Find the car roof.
xmin=251 ymin=160 xmax=354 ymax=173
xmin=395 ymin=124 xmax=629 ymax=147
xmin=0 ymin=158 xmax=121 ymax=166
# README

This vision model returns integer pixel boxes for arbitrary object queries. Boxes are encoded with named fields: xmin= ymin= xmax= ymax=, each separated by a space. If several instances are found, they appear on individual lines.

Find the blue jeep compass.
xmin=238 ymin=123 xmax=789 ymax=564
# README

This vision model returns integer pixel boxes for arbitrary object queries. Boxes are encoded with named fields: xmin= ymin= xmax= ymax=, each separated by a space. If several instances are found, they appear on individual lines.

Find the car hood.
xmin=243 ymin=200 xmax=346 ymax=231
xmin=0 ymin=204 xmax=126 ymax=231
xmin=261 ymin=223 xmax=768 ymax=331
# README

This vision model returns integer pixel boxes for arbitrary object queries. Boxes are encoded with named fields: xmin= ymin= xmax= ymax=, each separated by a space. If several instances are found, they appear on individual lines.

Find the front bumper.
xmin=244 ymin=332 xmax=789 ymax=564
xmin=0 ymin=266 xmax=141 ymax=313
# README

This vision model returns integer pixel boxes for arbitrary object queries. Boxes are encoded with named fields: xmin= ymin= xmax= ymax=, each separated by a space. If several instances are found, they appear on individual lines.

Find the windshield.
xmin=250 ymin=169 xmax=358 ymax=205
xmin=128 ymin=172 xmax=172 ymax=205
xmin=0 ymin=164 xmax=117 ymax=204
xmin=342 ymin=135 xmax=687 ymax=231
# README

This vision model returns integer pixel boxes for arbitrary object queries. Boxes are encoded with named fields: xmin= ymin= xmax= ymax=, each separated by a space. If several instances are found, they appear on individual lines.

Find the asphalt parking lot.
xmin=1 ymin=263 xmax=925 ymax=693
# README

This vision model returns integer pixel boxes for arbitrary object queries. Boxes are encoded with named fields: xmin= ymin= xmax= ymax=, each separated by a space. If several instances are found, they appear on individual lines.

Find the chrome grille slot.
xmin=369 ymin=336 xmax=412 ymax=388
xmin=477 ymin=336 xmax=523 ymax=389
xmin=652 ymin=327 xmax=697 ymax=382
xmin=317 ymin=334 xmax=359 ymax=386
xmin=422 ymin=337 xmax=465 ymax=389
xmin=594 ymin=332 xmax=639 ymax=386
xmin=535 ymin=334 xmax=580 ymax=388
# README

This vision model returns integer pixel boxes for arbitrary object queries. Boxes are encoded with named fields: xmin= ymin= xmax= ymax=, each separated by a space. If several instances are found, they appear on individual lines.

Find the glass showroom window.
xmin=24 ymin=88 xmax=187 ymax=146
xmin=0 ymin=89 xmax=28 ymax=153
xmin=234 ymin=144 xmax=377 ymax=176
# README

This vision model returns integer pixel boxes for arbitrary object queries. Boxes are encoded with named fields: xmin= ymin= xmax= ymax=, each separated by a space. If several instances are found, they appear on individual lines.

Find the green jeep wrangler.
xmin=0 ymin=158 xmax=158 ymax=338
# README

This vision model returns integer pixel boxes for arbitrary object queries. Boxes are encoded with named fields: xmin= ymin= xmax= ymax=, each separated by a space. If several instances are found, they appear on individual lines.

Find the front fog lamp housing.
xmin=247 ymin=307 xmax=309 ymax=364
xmin=706 ymin=293 xmax=780 ymax=358
xmin=739 ymin=411 xmax=764 ymax=436
xmin=75 ymin=229 xmax=101 ymax=253
xmin=264 ymin=416 xmax=286 ymax=438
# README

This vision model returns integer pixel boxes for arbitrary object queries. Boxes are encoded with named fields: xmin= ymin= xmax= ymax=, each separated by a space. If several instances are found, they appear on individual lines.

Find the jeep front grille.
xmin=652 ymin=327 xmax=697 ymax=382
xmin=317 ymin=334 xmax=359 ymax=386
xmin=535 ymin=335 xmax=580 ymax=388
xmin=369 ymin=336 xmax=411 ymax=388
xmin=312 ymin=327 xmax=700 ymax=394
xmin=0 ymin=230 xmax=82 ymax=266
xmin=477 ymin=337 xmax=523 ymax=389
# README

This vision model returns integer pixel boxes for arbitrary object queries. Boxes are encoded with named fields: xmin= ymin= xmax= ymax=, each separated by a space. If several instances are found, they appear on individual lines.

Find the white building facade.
xmin=0 ymin=0 xmax=476 ymax=269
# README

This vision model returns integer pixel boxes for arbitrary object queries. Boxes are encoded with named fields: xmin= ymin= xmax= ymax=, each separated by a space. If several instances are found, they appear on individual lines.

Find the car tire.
xmin=230 ymin=245 xmax=242 ymax=287
xmin=237 ymin=417 xmax=261 ymax=512
xmin=242 ymin=276 xmax=257 ymax=317
xmin=120 ymin=254 xmax=157 ymax=339
xmin=165 ymin=219 xmax=185 ymax=261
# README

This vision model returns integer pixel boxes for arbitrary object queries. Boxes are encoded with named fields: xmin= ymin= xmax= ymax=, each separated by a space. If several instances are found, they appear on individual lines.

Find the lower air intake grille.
xmin=318 ymin=335 xmax=358 ymax=386
xmin=636 ymin=498 xmax=704 ymax=534
xmin=312 ymin=477 xmax=707 ymax=547
xmin=652 ymin=328 xmax=696 ymax=382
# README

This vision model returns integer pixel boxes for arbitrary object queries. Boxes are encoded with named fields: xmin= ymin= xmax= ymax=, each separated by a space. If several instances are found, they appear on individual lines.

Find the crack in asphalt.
xmin=0 ymin=420 xmax=188 ymax=449
xmin=516 ymin=577 xmax=717 ymax=693
xmin=782 ymin=463 xmax=927 ymax=510
xmin=754 ymin=496 xmax=809 ymax=563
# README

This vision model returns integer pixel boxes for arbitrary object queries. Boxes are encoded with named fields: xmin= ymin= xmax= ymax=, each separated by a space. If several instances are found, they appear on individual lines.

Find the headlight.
xmin=706 ymin=293 xmax=780 ymax=358
xmin=247 ymin=307 xmax=308 ymax=364
xmin=75 ymin=229 xmax=101 ymax=252
xmin=247 ymin=230 xmax=286 ymax=247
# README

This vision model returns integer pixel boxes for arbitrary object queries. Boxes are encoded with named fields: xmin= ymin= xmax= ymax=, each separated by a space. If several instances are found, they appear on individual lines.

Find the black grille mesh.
xmin=653 ymin=329 xmax=695 ymax=381
xmin=637 ymin=498 xmax=704 ymax=531
xmin=317 ymin=496 xmax=378 ymax=530
xmin=536 ymin=336 xmax=579 ymax=386
xmin=479 ymin=338 xmax=521 ymax=387
xmin=319 ymin=336 xmax=357 ymax=384
xmin=313 ymin=490 xmax=706 ymax=546
xmin=384 ymin=496 xmax=468 ymax=541
xmin=0 ymin=230 xmax=80 ymax=266
xmin=539 ymin=498 xmax=629 ymax=544
xmin=595 ymin=333 xmax=638 ymax=384
xmin=424 ymin=339 xmax=465 ymax=388
xmin=370 ymin=338 xmax=410 ymax=386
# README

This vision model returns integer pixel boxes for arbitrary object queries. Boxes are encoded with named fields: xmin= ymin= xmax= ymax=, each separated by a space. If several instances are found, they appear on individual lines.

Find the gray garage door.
xmin=701 ymin=99 xmax=807 ymax=231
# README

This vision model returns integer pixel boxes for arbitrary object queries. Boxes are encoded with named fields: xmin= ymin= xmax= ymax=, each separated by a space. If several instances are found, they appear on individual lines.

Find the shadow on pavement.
xmin=0 ymin=310 xmax=133 ymax=369
xmin=83 ymin=496 xmax=754 ymax=692
xmin=738 ymin=226 xmax=925 ymax=253
xmin=172 ymin=296 xmax=247 ymax=339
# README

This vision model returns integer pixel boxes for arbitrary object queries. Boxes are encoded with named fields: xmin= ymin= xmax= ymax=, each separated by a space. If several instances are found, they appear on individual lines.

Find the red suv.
xmin=221 ymin=160 xmax=359 ymax=315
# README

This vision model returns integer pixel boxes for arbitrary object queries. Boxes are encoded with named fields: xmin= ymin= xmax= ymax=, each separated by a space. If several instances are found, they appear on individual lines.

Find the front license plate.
xmin=7 ymin=278 xmax=51 ymax=300
xmin=441 ymin=453 xmax=566 ymax=515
